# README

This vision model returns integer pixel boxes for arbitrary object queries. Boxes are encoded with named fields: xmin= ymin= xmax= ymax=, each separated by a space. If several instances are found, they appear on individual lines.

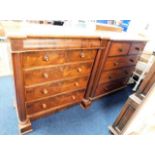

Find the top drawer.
xmin=22 ymin=49 xmax=97 ymax=68
xmin=129 ymin=42 xmax=146 ymax=55
xmin=108 ymin=42 xmax=131 ymax=56
xmin=20 ymin=38 xmax=101 ymax=50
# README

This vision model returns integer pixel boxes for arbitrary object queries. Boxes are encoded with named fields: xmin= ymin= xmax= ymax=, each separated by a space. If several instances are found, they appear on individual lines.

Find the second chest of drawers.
xmin=88 ymin=40 xmax=146 ymax=100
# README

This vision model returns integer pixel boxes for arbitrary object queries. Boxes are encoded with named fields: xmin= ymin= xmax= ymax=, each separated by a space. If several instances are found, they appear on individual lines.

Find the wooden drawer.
xmin=23 ymin=50 xmax=66 ymax=68
xmin=23 ymin=49 xmax=96 ymax=69
xmin=23 ymin=38 xmax=101 ymax=50
xmin=67 ymin=49 xmax=96 ymax=62
xmin=26 ymin=89 xmax=85 ymax=117
xmin=129 ymin=42 xmax=146 ymax=55
xmin=108 ymin=42 xmax=131 ymax=56
xmin=95 ymin=78 xmax=129 ymax=97
xmin=25 ymin=76 xmax=88 ymax=102
xmin=24 ymin=62 xmax=93 ymax=86
xmin=99 ymin=66 xmax=135 ymax=84
xmin=104 ymin=55 xmax=139 ymax=70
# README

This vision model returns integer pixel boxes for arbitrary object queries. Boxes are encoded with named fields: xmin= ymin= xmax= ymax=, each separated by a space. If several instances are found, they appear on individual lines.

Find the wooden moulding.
xmin=81 ymin=39 xmax=109 ymax=108
xmin=108 ymin=94 xmax=142 ymax=135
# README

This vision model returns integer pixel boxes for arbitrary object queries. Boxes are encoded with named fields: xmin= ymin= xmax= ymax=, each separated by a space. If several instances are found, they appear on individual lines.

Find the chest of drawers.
xmin=9 ymin=35 xmax=146 ymax=134
xmin=83 ymin=40 xmax=146 ymax=104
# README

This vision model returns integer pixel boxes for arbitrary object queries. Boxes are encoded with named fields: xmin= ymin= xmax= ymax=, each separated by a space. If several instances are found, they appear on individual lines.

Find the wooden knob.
xmin=77 ymin=68 xmax=82 ymax=72
xmin=104 ymin=87 xmax=109 ymax=91
xmin=114 ymin=62 xmax=119 ymax=66
xmin=72 ymin=95 xmax=76 ymax=100
xmin=43 ymin=55 xmax=49 ymax=61
xmin=129 ymin=59 xmax=134 ymax=63
xmin=124 ymin=70 xmax=129 ymax=75
xmin=118 ymin=48 xmax=123 ymax=52
xmin=80 ymin=52 xmax=85 ymax=58
xmin=135 ymin=47 xmax=140 ymax=51
xmin=108 ymin=76 xmax=112 ymax=80
xmin=42 ymin=103 xmax=47 ymax=109
xmin=43 ymin=73 xmax=49 ymax=78
xmin=42 ymin=89 xmax=48 ymax=94
xmin=74 ymin=82 xmax=79 ymax=86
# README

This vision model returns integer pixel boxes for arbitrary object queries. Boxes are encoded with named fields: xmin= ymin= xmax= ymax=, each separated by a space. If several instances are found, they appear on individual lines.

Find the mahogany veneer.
xmin=9 ymin=35 xmax=146 ymax=134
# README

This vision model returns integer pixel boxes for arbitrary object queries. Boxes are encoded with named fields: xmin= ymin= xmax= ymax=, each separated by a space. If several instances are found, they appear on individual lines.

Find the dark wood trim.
xmin=90 ymin=40 xmax=111 ymax=97
xmin=90 ymin=86 xmax=127 ymax=101
xmin=12 ymin=53 xmax=32 ymax=133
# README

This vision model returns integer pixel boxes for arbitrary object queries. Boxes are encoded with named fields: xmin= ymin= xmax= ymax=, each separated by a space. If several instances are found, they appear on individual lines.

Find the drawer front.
xmin=23 ymin=50 xmax=66 ymax=68
xmin=129 ymin=42 xmax=146 ymax=55
xmin=99 ymin=67 xmax=135 ymax=84
xmin=25 ymin=77 xmax=88 ymax=102
xmin=95 ymin=78 xmax=129 ymax=97
xmin=104 ymin=55 xmax=139 ymax=70
xmin=67 ymin=49 xmax=96 ymax=62
xmin=109 ymin=42 xmax=131 ymax=56
xmin=23 ymin=38 xmax=101 ymax=49
xmin=26 ymin=89 xmax=85 ymax=116
xmin=24 ymin=62 xmax=93 ymax=86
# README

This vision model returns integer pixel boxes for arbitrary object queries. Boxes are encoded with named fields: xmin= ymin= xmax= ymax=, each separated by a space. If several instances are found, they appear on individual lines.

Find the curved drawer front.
xmin=25 ymin=76 xmax=88 ymax=102
xmin=67 ymin=49 xmax=96 ymax=62
xmin=24 ymin=62 xmax=93 ymax=86
xmin=23 ymin=49 xmax=97 ymax=69
xmin=104 ymin=55 xmax=139 ymax=70
xmin=23 ymin=50 xmax=66 ymax=68
xmin=99 ymin=66 xmax=135 ymax=84
xmin=26 ymin=89 xmax=85 ymax=118
xmin=95 ymin=78 xmax=129 ymax=96
xmin=108 ymin=42 xmax=130 ymax=56
xmin=129 ymin=42 xmax=146 ymax=55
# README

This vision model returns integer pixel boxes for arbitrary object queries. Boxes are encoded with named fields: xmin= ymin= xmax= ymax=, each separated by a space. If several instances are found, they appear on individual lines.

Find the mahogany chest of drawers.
xmin=9 ymin=35 xmax=146 ymax=134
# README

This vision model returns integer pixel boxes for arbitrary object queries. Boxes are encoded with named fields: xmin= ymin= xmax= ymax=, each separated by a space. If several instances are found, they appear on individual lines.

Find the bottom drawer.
xmin=95 ymin=78 xmax=129 ymax=97
xmin=26 ymin=89 xmax=85 ymax=119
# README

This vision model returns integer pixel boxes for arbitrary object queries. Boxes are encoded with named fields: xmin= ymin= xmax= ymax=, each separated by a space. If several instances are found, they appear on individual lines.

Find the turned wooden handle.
xmin=42 ymin=103 xmax=47 ymax=109
xmin=114 ymin=62 xmax=119 ymax=66
xmin=124 ymin=70 xmax=129 ymax=75
xmin=77 ymin=67 xmax=82 ymax=72
xmin=72 ymin=95 xmax=76 ymax=100
xmin=108 ymin=76 xmax=112 ymax=80
xmin=80 ymin=52 xmax=85 ymax=58
xmin=129 ymin=59 xmax=134 ymax=63
xmin=43 ymin=73 xmax=49 ymax=78
xmin=74 ymin=82 xmax=79 ymax=86
xmin=43 ymin=55 xmax=49 ymax=61
xmin=135 ymin=47 xmax=140 ymax=51
xmin=42 ymin=89 xmax=48 ymax=94
xmin=118 ymin=48 xmax=123 ymax=52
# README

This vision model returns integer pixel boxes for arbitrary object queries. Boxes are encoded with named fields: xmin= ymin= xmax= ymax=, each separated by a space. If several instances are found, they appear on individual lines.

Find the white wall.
xmin=0 ymin=41 xmax=12 ymax=76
